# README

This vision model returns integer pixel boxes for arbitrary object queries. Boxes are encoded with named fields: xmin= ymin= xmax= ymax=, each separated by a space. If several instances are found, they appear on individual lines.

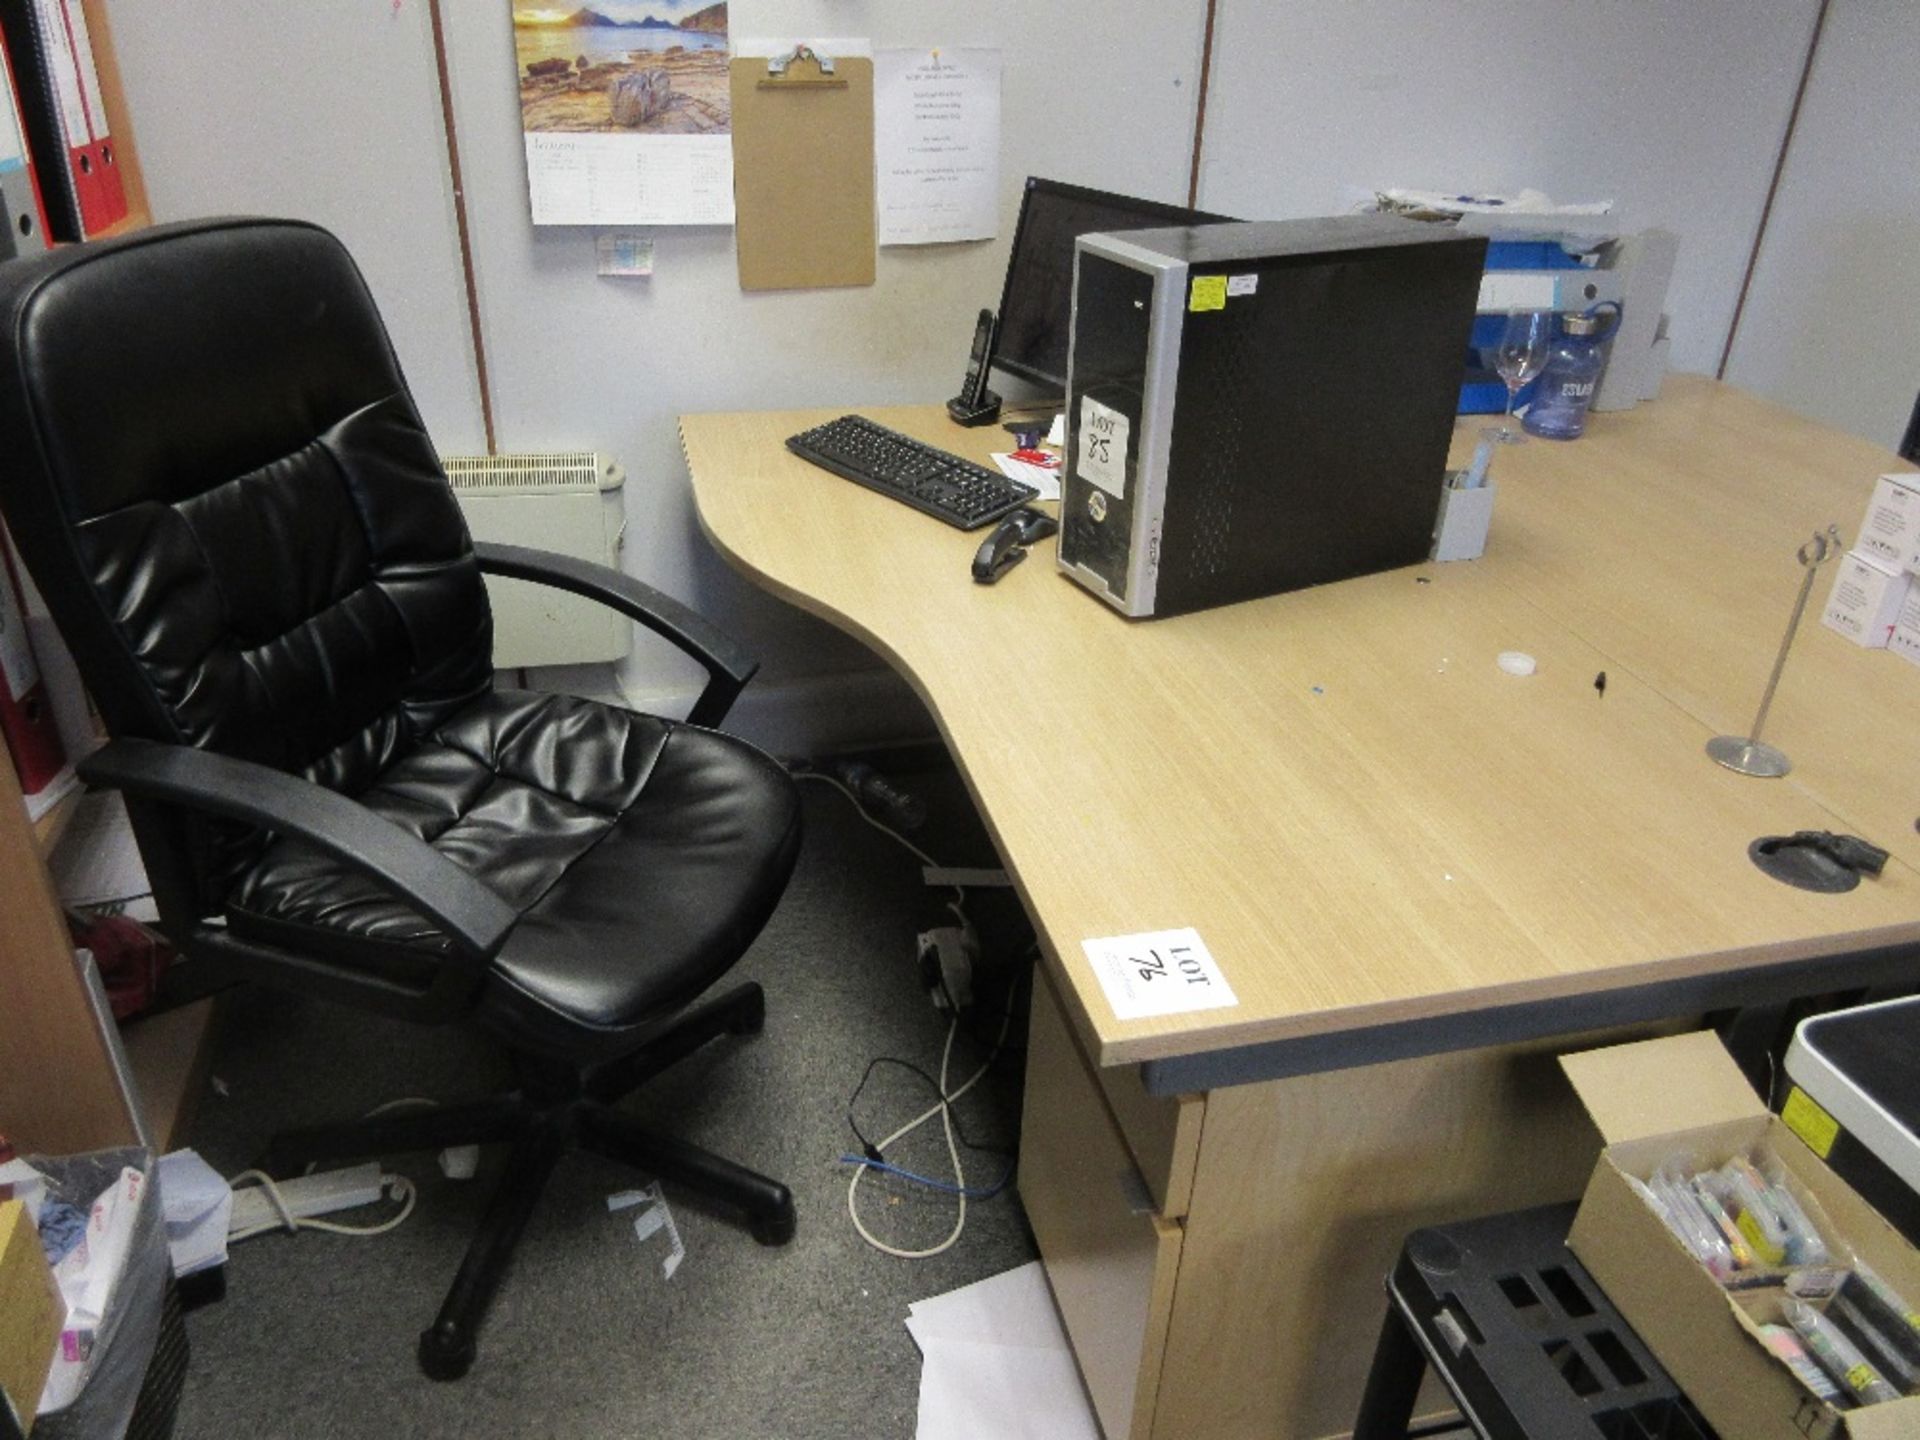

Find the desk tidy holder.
xmin=1431 ymin=477 xmax=1494 ymax=563
xmin=1708 ymin=526 xmax=1841 ymax=779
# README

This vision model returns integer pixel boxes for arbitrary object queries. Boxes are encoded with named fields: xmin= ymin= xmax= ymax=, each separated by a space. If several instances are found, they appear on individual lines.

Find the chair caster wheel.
xmin=750 ymin=1193 xmax=796 ymax=1246
xmin=418 ymin=1321 xmax=477 ymax=1381
xmin=727 ymin=987 xmax=766 ymax=1036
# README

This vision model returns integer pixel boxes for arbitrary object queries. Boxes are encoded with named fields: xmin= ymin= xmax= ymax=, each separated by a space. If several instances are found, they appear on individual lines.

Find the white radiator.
xmin=441 ymin=452 xmax=628 ymax=670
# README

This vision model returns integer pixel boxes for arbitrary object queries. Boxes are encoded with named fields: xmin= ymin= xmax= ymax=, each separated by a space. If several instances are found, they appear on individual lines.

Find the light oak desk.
xmin=683 ymin=377 xmax=1920 ymax=1439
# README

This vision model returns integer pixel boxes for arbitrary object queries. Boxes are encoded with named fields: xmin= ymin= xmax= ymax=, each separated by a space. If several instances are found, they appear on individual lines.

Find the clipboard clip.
xmin=761 ymin=45 xmax=846 ymax=88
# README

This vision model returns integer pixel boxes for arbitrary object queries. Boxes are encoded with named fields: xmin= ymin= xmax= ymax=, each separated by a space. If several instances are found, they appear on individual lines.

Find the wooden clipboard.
xmin=729 ymin=48 xmax=875 ymax=291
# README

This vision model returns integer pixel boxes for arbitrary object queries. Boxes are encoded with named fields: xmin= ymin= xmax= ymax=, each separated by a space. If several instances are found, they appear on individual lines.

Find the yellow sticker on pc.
xmin=1189 ymin=275 xmax=1227 ymax=312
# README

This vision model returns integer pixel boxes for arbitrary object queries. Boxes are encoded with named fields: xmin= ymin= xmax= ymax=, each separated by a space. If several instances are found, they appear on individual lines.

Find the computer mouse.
xmin=972 ymin=518 xmax=1029 ymax=584
xmin=1005 ymin=507 xmax=1059 ymax=545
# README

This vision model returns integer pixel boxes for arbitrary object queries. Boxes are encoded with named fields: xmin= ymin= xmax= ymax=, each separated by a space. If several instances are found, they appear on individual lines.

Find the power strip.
xmin=916 ymin=925 xmax=977 ymax=1012
xmin=228 ymin=1163 xmax=388 ymax=1235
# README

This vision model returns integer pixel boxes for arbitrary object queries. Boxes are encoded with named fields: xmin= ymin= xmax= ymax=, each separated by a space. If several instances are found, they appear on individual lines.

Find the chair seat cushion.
xmin=225 ymin=689 xmax=801 ymax=1052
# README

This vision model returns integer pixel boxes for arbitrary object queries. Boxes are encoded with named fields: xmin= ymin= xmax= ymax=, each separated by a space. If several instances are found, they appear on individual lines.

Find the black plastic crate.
xmin=1354 ymin=1203 xmax=1716 ymax=1440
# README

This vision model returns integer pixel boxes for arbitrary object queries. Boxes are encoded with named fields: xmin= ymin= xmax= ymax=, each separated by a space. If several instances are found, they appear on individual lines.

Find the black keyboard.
xmin=786 ymin=414 xmax=1039 ymax=531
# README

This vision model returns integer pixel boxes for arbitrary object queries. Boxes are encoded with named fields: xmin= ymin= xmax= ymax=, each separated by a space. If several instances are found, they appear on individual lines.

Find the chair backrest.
xmin=0 ymin=218 xmax=492 ymax=906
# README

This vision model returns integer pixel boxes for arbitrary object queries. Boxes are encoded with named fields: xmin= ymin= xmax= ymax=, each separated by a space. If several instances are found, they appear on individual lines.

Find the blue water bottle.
xmin=1523 ymin=311 xmax=1612 ymax=440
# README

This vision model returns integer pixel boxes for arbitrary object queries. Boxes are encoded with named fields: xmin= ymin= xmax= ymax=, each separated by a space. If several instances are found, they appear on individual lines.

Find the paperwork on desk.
xmin=1083 ymin=926 xmax=1239 ymax=1021
xmin=1374 ymin=186 xmax=1614 ymax=219
xmin=991 ymin=453 xmax=1060 ymax=502
xmin=875 ymin=48 xmax=1001 ymax=245
xmin=908 ymin=1262 xmax=1099 ymax=1440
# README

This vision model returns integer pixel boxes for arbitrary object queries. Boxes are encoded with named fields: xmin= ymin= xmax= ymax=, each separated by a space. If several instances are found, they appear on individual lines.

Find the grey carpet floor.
xmin=169 ymin=763 xmax=1038 ymax=1439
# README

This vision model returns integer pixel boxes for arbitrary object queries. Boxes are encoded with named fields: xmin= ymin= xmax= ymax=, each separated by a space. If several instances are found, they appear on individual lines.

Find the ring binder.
xmin=0 ymin=0 xmax=126 ymax=238
xmin=0 ymin=34 xmax=50 ymax=253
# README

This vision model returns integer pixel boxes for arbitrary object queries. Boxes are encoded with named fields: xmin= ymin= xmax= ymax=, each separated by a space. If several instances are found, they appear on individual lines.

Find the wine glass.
xmin=1490 ymin=311 xmax=1552 ymax=444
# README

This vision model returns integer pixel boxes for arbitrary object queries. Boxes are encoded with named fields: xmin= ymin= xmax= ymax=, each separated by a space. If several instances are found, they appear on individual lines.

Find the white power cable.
xmin=845 ymin=997 xmax=1017 ymax=1260
xmin=798 ymin=768 xmax=1015 ymax=1257
xmin=794 ymin=771 xmax=967 ymax=931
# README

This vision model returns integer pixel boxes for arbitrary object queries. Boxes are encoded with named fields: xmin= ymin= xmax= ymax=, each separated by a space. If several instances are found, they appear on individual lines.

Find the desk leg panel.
xmin=1151 ymin=1027 xmax=1674 ymax=1440
xmin=1022 ymin=970 xmax=1185 ymax=1440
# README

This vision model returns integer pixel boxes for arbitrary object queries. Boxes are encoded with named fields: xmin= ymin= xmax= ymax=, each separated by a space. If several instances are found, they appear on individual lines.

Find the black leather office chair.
xmin=0 ymin=218 xmax=803 ymax=1379
xmin=1902 ymin=391 xmax=1920 ymax=466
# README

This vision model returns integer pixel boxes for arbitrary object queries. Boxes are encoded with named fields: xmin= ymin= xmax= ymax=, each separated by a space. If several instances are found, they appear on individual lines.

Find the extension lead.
xmin=227 ymin=1166 xmax=416 ymax=1244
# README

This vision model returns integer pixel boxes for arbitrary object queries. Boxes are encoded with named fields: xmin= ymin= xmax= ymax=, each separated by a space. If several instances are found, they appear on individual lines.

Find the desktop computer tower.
xmin=1058 ymin=215 xmax=1487 ymax=618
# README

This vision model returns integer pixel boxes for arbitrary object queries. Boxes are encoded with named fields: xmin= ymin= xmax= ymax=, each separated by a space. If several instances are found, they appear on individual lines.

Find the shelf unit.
xmin=2 ymin=743 xmax=217 ymax=1155
xmin=0 ymin=0 xmax=214 ymax=1159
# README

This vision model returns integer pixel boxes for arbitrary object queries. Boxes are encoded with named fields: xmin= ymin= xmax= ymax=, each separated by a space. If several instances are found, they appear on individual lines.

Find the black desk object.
xmin=1353 ymin=1204 xmax=1717 ymax=1440
xmin=786 ymin=413 xmax=1037 ymax=530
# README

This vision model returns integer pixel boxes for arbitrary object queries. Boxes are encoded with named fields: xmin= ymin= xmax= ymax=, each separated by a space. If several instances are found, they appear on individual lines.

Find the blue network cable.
xmin=837 ymin=1154 xmax=1016 ymax=1200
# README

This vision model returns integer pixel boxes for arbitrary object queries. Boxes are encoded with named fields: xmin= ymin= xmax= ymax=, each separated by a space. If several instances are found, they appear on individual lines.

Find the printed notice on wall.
xmin=874 ymin=48 xmax=1000 ymax=245
xmin=1082 ymin=928 xmax=1238 ymax=1021
xmin=513 ymin=2 xmax=734 ymax=226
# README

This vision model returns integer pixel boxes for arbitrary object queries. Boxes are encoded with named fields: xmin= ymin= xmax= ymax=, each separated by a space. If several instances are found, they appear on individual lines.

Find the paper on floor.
xmin=908 ymin=1259 xmax=1069 ymax=1349
xmin=608 ymin=1182 xmax=686 ymax=1279
xmin=155 ymin=1149 xmax=231 ymax=1278
xmin=908 ymin=1261 xmax=1099 ymax=1440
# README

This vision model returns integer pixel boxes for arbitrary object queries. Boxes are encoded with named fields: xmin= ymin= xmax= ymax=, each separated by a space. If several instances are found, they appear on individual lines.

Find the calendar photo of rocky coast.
xmin=513 ymin=3 xmax=729 ymax=135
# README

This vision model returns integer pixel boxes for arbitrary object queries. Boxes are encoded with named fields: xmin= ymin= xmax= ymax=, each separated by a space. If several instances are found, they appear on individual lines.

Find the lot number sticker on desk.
xmin=1083 ymin=927 xmax=1238 ymax=1021
xmin=1077 ymin=397 xmax=1129 ymax=499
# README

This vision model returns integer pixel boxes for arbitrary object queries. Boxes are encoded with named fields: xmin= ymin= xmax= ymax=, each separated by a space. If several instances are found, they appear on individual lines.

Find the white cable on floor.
xmin=845 ymin=997 xmax=1016 ymax=1260
xmin=801 ymin=769 xmax=1020 ymax=1256
xmin=793 ymin=771 xmax=967 ymax=931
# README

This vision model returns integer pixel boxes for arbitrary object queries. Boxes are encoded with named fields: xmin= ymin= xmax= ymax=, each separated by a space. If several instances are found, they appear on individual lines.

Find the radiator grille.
xmin=438 ymin=451 xmax=629 ymax=668
xmin=440 ymin=452 xmax=617 ymax=494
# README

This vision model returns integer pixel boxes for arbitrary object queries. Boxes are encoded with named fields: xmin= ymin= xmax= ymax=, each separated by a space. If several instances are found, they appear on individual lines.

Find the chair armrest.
xmin=474 ymin=541 xmax=758 ymax=727
xmin=78 ymin=738 xmax=518 ymax=963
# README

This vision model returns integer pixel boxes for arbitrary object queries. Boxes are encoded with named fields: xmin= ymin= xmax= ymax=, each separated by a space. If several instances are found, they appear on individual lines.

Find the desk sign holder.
xmin=1708 ymin=525 xmax=1841 ymax=778
xmin=1432 ymin=475 xmax=1494 ymax=563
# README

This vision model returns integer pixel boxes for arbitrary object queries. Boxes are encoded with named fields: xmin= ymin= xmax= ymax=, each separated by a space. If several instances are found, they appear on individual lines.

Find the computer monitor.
xmin=991 ymin=177 xmax=1234 ymax=391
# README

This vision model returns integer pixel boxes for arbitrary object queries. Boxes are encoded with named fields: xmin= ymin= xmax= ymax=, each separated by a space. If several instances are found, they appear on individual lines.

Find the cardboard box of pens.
xmin=1562 ymin=1032 xmax=1920 ymax=1439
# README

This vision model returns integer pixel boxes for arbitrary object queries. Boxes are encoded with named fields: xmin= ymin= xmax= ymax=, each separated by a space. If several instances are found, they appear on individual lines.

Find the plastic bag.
xmin=28 ymin=1147 xmax=165 ymax=1440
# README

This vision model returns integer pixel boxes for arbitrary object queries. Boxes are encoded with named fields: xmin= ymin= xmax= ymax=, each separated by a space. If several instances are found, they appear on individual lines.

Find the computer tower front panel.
xmin=1058 ymin=241 xmax=1185 ymax=617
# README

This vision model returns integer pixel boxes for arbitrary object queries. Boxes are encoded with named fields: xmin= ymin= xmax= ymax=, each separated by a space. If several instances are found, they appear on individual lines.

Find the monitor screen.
xmin=992 ymin=178 xmax=1235 ymax=390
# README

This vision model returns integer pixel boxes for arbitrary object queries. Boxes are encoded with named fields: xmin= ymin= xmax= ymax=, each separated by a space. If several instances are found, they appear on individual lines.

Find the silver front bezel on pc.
xmin=1058 ymin=234 xmax=1188 ymax=618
